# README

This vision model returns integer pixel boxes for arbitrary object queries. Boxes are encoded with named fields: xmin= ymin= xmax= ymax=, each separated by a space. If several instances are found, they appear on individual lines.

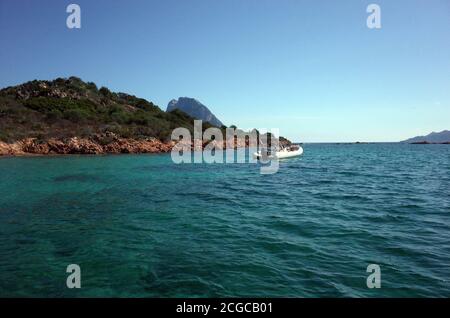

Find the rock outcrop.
xmin=167 ymin=97 xmax=224 ymax=127
xmin=0 ymin=132 xmax=174 ymax=156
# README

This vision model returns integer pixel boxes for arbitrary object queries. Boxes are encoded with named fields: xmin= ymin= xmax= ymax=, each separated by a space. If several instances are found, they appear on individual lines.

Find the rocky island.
xmin=0 ymin=77 xmax=226 ymax=156
xmin=0 ymin=77 xmax=290 ymax=156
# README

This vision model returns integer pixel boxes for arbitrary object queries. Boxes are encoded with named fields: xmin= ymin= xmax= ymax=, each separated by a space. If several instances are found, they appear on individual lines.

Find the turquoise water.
xmin=0 ymin=143 xmax=449 ymax=297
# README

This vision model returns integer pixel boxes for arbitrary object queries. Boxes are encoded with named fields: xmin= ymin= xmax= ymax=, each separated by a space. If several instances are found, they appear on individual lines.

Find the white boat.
xmin=253 ymin=145 xmax=303 ymax=160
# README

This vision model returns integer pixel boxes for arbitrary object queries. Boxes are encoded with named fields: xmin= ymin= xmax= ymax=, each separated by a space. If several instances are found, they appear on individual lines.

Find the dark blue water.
xmin=0 ymin=143 xmax=449 ymax=297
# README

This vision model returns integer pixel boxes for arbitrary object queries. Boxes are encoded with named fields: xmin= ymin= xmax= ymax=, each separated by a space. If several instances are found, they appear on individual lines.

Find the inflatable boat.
xmin=253 ymin=145 xmax=303 ymax=160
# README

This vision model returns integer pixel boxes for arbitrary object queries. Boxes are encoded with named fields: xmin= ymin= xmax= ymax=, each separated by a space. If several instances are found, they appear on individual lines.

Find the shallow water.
xmin=0 ymin=143 xmax=449 ymax=297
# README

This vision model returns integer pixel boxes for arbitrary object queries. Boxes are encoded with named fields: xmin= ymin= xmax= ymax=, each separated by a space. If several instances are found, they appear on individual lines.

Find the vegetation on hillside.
xmin=0 ymin=77 xmax=214 ymax=142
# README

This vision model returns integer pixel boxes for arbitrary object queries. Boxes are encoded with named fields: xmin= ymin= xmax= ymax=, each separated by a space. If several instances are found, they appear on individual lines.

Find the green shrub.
xmin=99 ymin=86 xmax=112 ymax=98
xmin=0 ymin=131 xmax=9 ymax=141
xmin=63 ymin=109 xmax=90 ymax=123
xmin=86 ymin=82 xmax=98 ymax=91
xmin=46 ymin=109 xmax=63 ymax=121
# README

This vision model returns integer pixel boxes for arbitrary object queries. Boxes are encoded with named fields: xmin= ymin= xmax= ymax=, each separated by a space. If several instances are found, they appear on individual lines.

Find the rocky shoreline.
xmin=0 ymin=132 xmax=268 ymax=156
xmin=0 ymin=132 xmax=174 ymax=156
xmin=0 ymin=126 xmax=293 ymax=157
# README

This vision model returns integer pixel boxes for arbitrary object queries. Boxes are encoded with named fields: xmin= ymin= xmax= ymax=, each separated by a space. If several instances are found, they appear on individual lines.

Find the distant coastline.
xmin=409 ymin=141 xmax=450 ymax=145
xmin=401 ymin=130 xmax=450 ymax=144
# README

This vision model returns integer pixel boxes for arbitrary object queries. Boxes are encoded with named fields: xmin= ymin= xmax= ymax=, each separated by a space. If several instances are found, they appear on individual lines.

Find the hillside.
xmin=0 ymin=77 xmax=292 ymax=156
xmin=167 ymin=97 xmax=224 ymax=127
xmin=0 ymin=77 xmax=211 ymax=143
xmin=401 ymin=130 xmax=450 ymax=144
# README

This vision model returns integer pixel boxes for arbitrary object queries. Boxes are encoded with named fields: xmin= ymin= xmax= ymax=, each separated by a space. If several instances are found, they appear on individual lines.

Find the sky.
xmin=0 ymin=0 xmax=449 ymax=142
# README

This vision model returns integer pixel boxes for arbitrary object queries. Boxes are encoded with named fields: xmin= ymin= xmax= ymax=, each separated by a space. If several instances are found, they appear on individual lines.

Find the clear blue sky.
xmin=0 ymin=0 xmax=449 ymax=142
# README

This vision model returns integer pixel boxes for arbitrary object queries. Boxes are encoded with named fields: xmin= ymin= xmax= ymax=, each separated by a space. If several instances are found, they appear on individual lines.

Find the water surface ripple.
xmin=0 ymin=143 xmax=449 ymax=297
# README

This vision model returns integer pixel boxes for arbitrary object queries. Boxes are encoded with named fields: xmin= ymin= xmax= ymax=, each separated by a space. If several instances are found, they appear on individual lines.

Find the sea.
xmin=0 ymin=143 xmax=449 ymax=297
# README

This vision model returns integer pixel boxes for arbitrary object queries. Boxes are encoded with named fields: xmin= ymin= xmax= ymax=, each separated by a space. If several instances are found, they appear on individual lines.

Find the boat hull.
xmin=253 ymin=146 xmax=303 ymax=160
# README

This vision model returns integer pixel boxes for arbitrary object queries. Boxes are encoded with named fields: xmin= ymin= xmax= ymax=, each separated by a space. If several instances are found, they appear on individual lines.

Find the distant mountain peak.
xmin=166 ymin=97 xmax=224 ymax=127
